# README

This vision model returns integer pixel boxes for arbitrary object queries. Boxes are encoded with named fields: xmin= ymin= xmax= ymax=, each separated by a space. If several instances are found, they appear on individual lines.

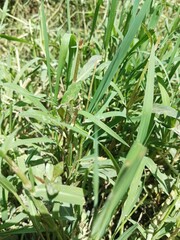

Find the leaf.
xmin=61 ymin=81 xmax=82 ymax=104
xmin=116 ymin=224 xmax=138 ymax=240
xmin=1 ymin=82 xmax=47 ymax=112
xmin=137 ymin=45 xmax=155 ymax=144
xmin=0 ymin=34 xmax=30 ymax=44
xmin=91 ymin=142 xmax=147 ymax=239
xmin=40 ymin=0 xmax=52 ymax=96
xmin=144 ymin=157 xmax=175 ymax=194
xmin=153 ymin=103 xmax=179 ymax=119
xmin=33 ymin=183 xmax=85 ymax=206
xmin=88 ymin=0 xmax=152 ymax=113
xmin=79 ymin=110 xmax=128 ymax=147
xmin=54 ymin=33 xmax=75 ymax=103
xmin=77 ymin=55 xmax=102 ymax=82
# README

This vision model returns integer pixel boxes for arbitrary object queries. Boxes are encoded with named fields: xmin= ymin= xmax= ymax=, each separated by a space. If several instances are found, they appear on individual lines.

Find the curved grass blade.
xmin=79 ymin=110 xmax=128 ymax=147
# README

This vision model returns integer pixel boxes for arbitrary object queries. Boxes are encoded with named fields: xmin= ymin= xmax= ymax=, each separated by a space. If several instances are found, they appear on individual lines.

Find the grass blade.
xmin=104 ymin=0 xmax=119 ymax=51
xmin=54 ymin=33 xmax=72 ymax=104
xmin=40 ymin=0 xmax=52 ymax=98
xmin=91 ymin=141 xmax=147 ymax=239
xmin=88 ymin=0 xmax=152 ymax=113
xmin=79 ymin=110 xmax=128 ymax=147
xmin=137 ymin=45 xmax=155 ymax=144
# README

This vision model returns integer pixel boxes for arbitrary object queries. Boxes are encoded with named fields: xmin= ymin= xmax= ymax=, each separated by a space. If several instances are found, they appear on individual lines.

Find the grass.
xmin=0 ymin=0 xmax=179 ymax=239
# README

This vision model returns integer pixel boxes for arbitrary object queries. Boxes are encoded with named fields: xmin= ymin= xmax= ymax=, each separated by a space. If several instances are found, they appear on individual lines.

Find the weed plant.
xmin=0 ymin=0 xmax=179 ymax=239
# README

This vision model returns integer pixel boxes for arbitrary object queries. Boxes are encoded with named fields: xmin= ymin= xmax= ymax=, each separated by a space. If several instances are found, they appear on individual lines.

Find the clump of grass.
xmin=0 ymin=0 xmax=179 ymax=239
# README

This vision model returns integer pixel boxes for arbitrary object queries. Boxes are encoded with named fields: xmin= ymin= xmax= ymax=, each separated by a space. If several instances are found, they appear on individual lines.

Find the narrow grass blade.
xmin=0 ymin=174 xmax=27 ymax=210
xmin=137 ymin=45 xmax=155 ymax=144
xmin=144 ymin=157 xmax=174 ymax=194
xmin=93 ymin=125 xmax=99 ymax=207
xmin=1 ymin=82 xmax=47 ymax=112
xmin=0 ymin=0 xmax=8 ymax=25
xmin=40 ymin=0 xmax=52 ymax=98
xmin=79 ymin=110 xmax=128 ymax=147
xmin=89 ymin=0 xmax=103 ymax=40
xmin=66 ymin=34 xmax=77 ymax=87
xmin=104 ymin=0 xmax=118 ymax=51
xmin=0 ymin=34 xmax=30 ymax=44
xmin=116 ymin=223 xmax=138 ymax=240
xmin=119 ymin=160 xmax=145 ymax=225
xmin=66 ymin=0 xmax=71 ymax=32
xmin=91 ymin=142 xmax=147 ymax=239
xmin=14 ymin=58 xmax=40 ymax=84
xmin=54 ymin=33 xmax=72 ymax=104
xmin=88 ymin=0 xmax=152 ymax=113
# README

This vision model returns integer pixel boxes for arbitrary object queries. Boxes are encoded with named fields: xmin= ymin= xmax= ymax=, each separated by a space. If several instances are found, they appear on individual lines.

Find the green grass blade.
xmin=89 ymin=0 xmax=103 ymax=40
xmin=104 ymin=0 xmax=119 ymax=51
xmin=79 ymin=110 xmax=128 ymax=147
xmin=0 ymin=34 xmax=30 ymax=44
xmin=40 ymin=0 xmax=52 ymax=98
xmin=54 ymin=33 xmax=72 ymax=104
xmin=137 ymin=45 xmax=155 ymax=144
xmin=91 ymin=142 xmax=147 ymax=239
xmin=66 ymin=0 xmax=71 ymax=32
xmin=0 ymin=173 xmax=27 ymax=210
xmin=116 ymin=224 xmax=138 ymax=240
xmin=88 ymin=0 xmax=152 ymax=113
xmin=93 ymin=126 xmax=99 ymax=207
xmin=1 ymin=82 xmax=47 ymax=112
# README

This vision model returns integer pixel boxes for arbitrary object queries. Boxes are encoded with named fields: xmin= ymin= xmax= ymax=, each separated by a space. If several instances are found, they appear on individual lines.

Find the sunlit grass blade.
xmin=40 ymin=0 xmax=52 ymax=98
xmin=79 ymin=110 xmax=128 ymax=146
xmin=91 ymin=142 xmax=147 ymax=239
xmin=137 ymin=45 xmax=155 ymax=144
xmin=54 ymin=33 xmax=72 ymax=104
xmin=1 ymin=82 xmax=47 ymax=112
xmin=88 ymin=0 xmax=152 ymax=113
xmin=66 ymin=0 xmax=71 ymax=32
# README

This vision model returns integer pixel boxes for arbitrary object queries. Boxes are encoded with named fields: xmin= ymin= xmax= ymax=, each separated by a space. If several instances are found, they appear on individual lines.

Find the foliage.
xmin=0 ymin=0 xmax=179 ymax=239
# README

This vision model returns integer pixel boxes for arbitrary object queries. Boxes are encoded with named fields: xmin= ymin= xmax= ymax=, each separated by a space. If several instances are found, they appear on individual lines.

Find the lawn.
xmin=0 ymin=0 xmax=179 ymax=239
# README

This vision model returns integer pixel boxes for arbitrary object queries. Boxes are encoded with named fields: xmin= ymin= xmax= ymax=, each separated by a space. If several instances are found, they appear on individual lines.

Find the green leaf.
xmin=88 ymin=0 xmax=152 ymax=113
xmin=61 ymin=81 xmax=82 ymax=104
xmin=34 ymin=183 xmax=85 ymax=206
xmin=137 ymin=45 xmax=155 ymax=144
xmin=79 ymin=110 xmax=128 ymax=147
xmin=91 ymin=142 xmax=147 ymax=239
xmin=0 ymin=34 xmax=30 ymax=44
xmin=54 ymin=33 xmax=75 ymax=103
xmin=40 ymin=0 xmax=52 ymax=97
xmin=153 ymin=103 xmax=179 ymax=119
xmin=1 ymin=82 xmax=47 ymax=112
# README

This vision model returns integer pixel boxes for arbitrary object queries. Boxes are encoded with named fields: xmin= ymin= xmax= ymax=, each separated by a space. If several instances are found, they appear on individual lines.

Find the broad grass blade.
xmin=91 ymin=142 xmax=147 ymax=239
xmin=54 ymin=33 xmax=73 ymax=104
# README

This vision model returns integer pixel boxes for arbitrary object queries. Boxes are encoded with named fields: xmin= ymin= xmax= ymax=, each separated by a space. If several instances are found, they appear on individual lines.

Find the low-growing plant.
xmin=0 ymin=0 xmax=179 ymax=239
